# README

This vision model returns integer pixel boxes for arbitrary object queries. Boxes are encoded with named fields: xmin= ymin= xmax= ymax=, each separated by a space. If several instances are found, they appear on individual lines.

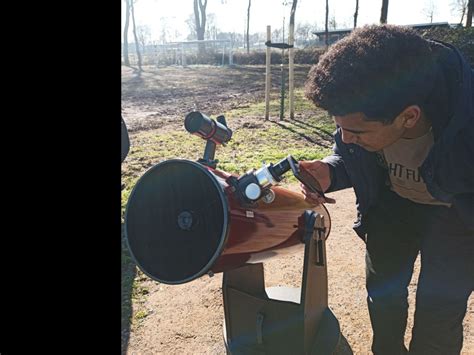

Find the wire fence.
xmin=123 ymin=40 xmax=235 ymax=66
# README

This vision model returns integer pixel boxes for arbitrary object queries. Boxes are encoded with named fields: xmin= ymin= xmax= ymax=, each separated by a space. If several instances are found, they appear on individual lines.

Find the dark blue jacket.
xmin=323 ymin=40 xmax=474 ymax=240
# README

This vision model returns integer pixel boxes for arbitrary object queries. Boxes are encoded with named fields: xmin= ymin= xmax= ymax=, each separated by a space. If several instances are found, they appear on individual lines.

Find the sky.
xmin=122 ymin=0 xmax=462 ymax=43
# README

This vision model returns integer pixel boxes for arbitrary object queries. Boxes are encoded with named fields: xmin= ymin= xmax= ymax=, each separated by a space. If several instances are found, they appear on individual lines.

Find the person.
xmin=300 ymin=24 xmax=473 ymax=354
xmin=121 ymin=115 xmax=130 ymax=164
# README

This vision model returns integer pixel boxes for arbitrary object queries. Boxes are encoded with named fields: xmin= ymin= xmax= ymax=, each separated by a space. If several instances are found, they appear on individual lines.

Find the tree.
xmin=329 ymin=15 xmax=337 ymax=30
xmin=172 ymin=29 xmax=182 ymax=43
xmin=451 ymin=0 xmax=468 ymax=25
xmin=246 ymin=0 xmax=251 ymax=53
xmin=380 ymin=0 xmax=389 ymax=24
xmin=272 ymin=28 xmax=282 ymax=42
xmin=186 ymin=14 xmax=197 ymax=40
xmin=205 ymin=13 xmax=218 ymax=40
xmin=295 ymin=23 xmax=314 ymax=45
xmin=422 ymin=0 xmax=437 ymax=23
xmin=123 ymin=0 xmax=131 ymax=66
xmin=194 ymin=0 xmax=208 ymax=53
xmin=325 ymin=0 xmax=329 ymax=47
xmin=137 ymin=25 xmax=151 ymax=54
xmin=467 ymin=0 xmax=473 ymax=27
xmin=158 ymin=17 xmax=176 ymax=44
xmin=130 ymin=0 xmax=142 ymax=71
xmin=354 ymin=0 xmax=359 ymax=28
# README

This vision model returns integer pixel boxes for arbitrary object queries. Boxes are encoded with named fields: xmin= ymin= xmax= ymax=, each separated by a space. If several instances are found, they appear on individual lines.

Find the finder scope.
xmin=184 ymin=111 xmax=232 ymax=145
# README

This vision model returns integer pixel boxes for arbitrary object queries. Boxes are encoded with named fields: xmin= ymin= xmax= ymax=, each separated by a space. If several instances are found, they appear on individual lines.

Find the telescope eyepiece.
xmin=268 ymin=158 xmax=291 ymax=182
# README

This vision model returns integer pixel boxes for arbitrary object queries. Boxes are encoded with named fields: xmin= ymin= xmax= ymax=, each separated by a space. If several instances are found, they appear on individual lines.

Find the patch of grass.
xmin=218 ymin=124 xmax=331 ymax=182
xmin=122 ymin=232 xmax=151 ymax=333
xmin=225 ymin=89 xmax=334 ymax=127
xmin=132 ymin=275 xmax=150 ymax=299
xmin=134 ymin=310 xmax=148 ymax=322
xmin=132 ymin=276 xmax=150 ymax=325
xmin=121 ymin=232 xmax=136 ymax=341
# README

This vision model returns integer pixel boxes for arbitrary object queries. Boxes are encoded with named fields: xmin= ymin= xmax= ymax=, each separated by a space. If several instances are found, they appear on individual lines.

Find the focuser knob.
xmin=261 ymin=189 xmax=276 ymax=204
xmin=245 ymin=183 xmax=262 ymax=200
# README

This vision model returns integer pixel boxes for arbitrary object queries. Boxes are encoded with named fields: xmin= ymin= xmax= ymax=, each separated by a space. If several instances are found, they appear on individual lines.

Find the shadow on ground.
xmin=336 ymin=335 xmax=354 ymax=354
xmin=121 ymin=223 xmax=137 ymax=355
xmin=270 ymin=119 xmax=334 ymax=148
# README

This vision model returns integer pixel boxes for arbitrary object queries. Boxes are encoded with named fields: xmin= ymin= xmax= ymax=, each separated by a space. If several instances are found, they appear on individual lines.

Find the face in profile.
xmin=334 ymin=108 xmax=420 ymax=152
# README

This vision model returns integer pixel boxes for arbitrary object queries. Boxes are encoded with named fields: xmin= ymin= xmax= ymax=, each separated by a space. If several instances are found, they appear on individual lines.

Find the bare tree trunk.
xmin=325 ymin=0 xmax=329 ymax=47
xmin=246 ymin=0 xmax=251 ymax=54
xmin=354 ymin=0 xmax=359 ymax=28
xmin=380 ymin=0 xmax=389 ymax=24
xmin=123 ymin=0 xmax=131 ymax=66
xmin=130 ymin=0 xmax=142 ymax=71
xmin=467 ymin=0 xmax=473 ymax=27
xmin=460 ymin=5 xmax=466 ymax=25
xmin=194 ymin=0 xmax=208 ymax=54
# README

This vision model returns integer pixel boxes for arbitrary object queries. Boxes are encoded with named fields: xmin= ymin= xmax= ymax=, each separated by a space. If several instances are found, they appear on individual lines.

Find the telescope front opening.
xmin=125 ymin=160 xmax=230 ymax=284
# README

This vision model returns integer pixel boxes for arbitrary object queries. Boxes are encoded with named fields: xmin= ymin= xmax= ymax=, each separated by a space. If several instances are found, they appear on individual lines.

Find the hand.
xmin=299 ymin=160 xmax=336 ymax=206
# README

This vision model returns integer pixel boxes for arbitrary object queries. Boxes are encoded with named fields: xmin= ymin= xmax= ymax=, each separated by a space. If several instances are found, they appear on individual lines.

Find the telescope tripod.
xmin=222 ymin=210 xmax=340 ymax=355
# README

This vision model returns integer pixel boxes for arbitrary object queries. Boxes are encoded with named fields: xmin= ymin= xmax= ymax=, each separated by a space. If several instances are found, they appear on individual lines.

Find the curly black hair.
xmin=305 ymin=25 xmax=438 ymax=124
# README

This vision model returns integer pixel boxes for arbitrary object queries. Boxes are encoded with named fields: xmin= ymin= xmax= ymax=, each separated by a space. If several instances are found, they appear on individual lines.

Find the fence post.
xmin=289 ymin=19 xmax=295 ymax=119
xmin=222 ymin=43 xmax=225 ymax=66
xmin=265 ymin=25 xmax=271 ymax=120
xmin=181 ymin=43 xmax=186 ymax=67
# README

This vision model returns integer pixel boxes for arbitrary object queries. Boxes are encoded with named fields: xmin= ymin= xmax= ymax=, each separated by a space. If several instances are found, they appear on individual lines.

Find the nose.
xmin=341 ymin=130 xmax=357 ymax=144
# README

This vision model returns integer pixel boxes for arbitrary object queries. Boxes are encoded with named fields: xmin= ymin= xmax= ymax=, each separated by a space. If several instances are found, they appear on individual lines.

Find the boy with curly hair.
xmin=301 ymin=24 xmax=473 ymax=354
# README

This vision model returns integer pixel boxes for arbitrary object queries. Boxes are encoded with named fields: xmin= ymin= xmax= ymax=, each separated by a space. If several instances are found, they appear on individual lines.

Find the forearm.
xmin=322 ymin=151 xmax=352 ymax=192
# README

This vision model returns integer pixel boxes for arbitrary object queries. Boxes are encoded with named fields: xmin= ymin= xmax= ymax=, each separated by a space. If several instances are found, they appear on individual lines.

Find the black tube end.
xmin=184 ymin=111 xmax=204 ymax=133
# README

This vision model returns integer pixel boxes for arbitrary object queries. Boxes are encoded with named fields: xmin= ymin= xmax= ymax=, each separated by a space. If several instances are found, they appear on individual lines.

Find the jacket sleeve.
xmin=423 ymin=64 xmax=474 ymax=197
xmin=121 ymin=116 xmax=130 ymax=163
xmin=430 ymin=116 xmax=474 ymax=195
xmin=322 ymin=132 xmax=353 ymax=192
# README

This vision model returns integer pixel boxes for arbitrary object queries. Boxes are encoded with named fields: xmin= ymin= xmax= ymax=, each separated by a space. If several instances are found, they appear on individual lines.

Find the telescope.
xmin=124 ymin=112 xmax=340 ymax=354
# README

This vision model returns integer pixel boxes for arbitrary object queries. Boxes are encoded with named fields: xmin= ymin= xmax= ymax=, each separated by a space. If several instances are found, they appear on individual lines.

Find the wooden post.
xmin=265 ymin=25 xmax=271 ymax=120
xmin=181 ymin=43 xmax=186 ymax=67
xmin=222 ymin=43 xmax=225 ymax=66
xmin=289 ymin=1 xmax=297 ymax=119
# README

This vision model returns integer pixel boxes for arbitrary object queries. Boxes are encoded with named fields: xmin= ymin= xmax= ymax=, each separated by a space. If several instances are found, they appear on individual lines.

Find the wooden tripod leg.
xmin=300 ymin=211 xmax=329 ymax=354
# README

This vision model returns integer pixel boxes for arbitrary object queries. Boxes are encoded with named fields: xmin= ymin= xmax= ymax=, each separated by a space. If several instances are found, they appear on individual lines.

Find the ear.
xmin=399 ymin=105 xmax=421 ymax=128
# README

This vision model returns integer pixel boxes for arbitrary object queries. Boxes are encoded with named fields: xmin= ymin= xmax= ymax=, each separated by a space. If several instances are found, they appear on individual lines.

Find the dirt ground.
xmin=121 ymin=64 xmax=311 ymax=133
xmin=124 ymin=187 xmax=473 ymax=355
xmin=122 ymin=65 xmax=473 ymax=355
